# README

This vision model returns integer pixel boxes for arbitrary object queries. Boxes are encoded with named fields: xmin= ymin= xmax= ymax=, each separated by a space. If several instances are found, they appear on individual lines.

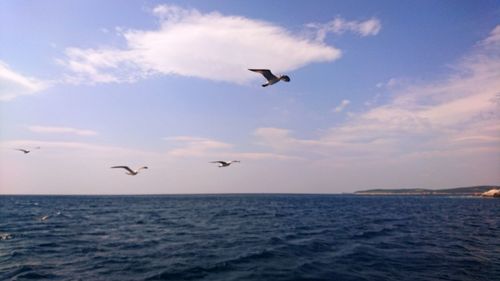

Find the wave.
xmin=0 ymin=195 xmax=498 ymax=281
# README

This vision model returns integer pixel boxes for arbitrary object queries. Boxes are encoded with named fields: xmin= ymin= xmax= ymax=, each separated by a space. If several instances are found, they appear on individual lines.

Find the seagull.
xmin=111 ymin=166 xmax=148 ymax=176
xmin=248 ymin=69 xmax=290 ymax=87
xmin=210 ymin=160 xmax=240 ymax=168
xmin=14 ymin=147 xmax=40 ymax=154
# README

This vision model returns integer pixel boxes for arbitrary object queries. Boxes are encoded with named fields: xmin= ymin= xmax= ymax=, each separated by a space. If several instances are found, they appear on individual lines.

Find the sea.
xmin=0 ymin=195 xmax=498 ymax=281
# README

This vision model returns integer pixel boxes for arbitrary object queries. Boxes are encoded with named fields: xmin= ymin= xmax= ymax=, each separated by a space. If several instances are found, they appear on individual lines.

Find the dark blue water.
xmin=1 ymin=195 xmax=499 ymax=281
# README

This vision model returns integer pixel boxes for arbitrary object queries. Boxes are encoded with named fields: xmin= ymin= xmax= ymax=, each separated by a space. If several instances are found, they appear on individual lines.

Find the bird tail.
xmin=262 ymin=84 xmax=268 ymax=87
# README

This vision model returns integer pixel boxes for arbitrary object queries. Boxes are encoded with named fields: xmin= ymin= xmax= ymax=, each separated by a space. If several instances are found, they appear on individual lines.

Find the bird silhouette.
xmin=210 ymin=160 xmax=240 ymax=167
xmin=249 ymin=69 xmax=290 ymax=87
xmin=111 ymin=166 xmax=148 ymax=175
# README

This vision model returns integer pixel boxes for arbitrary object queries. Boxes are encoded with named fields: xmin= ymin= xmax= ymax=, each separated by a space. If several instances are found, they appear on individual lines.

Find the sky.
xmin=1 ymin=0 xmax=499 ymax=194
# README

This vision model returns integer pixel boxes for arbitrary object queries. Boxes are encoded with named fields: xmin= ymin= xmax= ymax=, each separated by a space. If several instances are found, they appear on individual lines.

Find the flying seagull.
xmin=248 ymin=69 xmax=290 ymax=87
xmin=111 ymin=166 xmax=148 ymax=175
xmin=210 ymin=160 xmax=240 ymax=168
xmin=14 ymin=147 xmax=40 ymax=154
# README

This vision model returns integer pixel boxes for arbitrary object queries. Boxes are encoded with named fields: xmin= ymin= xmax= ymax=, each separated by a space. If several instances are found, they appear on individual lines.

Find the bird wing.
xmin=210 ymin=161 xmax=228 ymax=165
xmin=111 ymin=166 xmax=134 ymax=173
xmin=248 ymin=69 xmax=276 ymax=81
xmin=15 ymin=148 xmax=29 ymax=153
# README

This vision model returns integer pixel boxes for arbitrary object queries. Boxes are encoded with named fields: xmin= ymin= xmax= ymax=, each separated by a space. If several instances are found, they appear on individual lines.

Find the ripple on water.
xmin=0 ymin=195 xmax=498 ymax=281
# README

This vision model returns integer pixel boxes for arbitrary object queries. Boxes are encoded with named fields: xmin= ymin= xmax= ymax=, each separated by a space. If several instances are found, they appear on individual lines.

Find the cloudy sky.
xmin=1 ymin=1 xmax=499 ymax=194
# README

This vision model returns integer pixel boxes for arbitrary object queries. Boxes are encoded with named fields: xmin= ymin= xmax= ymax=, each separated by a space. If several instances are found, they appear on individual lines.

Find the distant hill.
xmin=355 ymin=186 xmax=498 ymax=196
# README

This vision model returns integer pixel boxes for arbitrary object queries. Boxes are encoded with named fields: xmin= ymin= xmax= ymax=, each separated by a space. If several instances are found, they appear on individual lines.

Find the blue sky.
xmin=1 ymin=1 xmax=499 ymax=194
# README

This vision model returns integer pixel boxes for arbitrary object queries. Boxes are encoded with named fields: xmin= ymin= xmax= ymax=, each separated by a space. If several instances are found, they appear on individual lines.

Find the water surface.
xmin=1 ymin=195 xmax=499 ymax=280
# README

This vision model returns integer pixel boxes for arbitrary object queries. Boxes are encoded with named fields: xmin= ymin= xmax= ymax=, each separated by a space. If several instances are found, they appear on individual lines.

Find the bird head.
xmin=280 ymin=75 xmax=290 ymax=82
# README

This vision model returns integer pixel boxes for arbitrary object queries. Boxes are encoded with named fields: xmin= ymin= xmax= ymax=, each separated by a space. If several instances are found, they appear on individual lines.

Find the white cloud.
xmin=0 ymin=61 xmax=48 ymax=101
xmin=334 ymin=99 xmax=351 ymax=113
xmin=59 ymin=4 xmax=341 ymax=84
xmin=56 ymin=48 xmax=141 ymax=84
xmin=28 ymin=126 xmax=98 ymax=136
xmin=307 ymin=17 xmax=381 ymax=41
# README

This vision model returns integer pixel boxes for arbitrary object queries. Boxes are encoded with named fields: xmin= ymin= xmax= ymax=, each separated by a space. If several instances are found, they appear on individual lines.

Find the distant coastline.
xmin=355 ymin=185 xmax=499 ymax=196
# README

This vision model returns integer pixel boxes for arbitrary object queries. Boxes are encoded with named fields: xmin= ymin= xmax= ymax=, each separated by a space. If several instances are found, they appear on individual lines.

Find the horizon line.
xmin=0 ymin=192 xmax=353 ymax=196
xmin=2 ymin=185 xmax=497 ymax=197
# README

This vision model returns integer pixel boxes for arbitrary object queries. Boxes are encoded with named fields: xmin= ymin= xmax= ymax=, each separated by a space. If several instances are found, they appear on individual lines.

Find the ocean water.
xmin=0 ymin=195 xmax=499 ymax=281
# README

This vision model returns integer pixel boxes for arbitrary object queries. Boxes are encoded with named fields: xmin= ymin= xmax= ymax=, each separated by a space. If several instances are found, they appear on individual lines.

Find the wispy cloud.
xmin=256 ymin=25 xmax=500 ymax=165
xmin=376 ymin=78 xmax=397 ymax=89
xmin=164 ymin=136 xmax=233 ymax=157
xmin=28 ymin=126 xmax=98 ymax=136
xmin=164 ymin=135 xmax=295 ymax=160
xmin=59 ymin=4 xmax=341 ymax=85
xmin=253 ymin=128 xmax=327 ymax=156
xmin=230 ymin=152 xmax=299 ymax=160
xmin=307 ymin=17 xmax=381 ymax=41
xmin=0 ymin=61 xmax=49 ymax=101
xmin=481 ymin=25 xmax=500 ymax=46
xmin=0 ymin=139 xmax=151 ymax=157
xmin=334 ymin=99 xmax=351 ymax=113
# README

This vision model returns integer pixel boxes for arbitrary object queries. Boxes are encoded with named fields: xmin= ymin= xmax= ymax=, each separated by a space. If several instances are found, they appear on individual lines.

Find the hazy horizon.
xmin=1 ymin=1 xmax=499 ymax=194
